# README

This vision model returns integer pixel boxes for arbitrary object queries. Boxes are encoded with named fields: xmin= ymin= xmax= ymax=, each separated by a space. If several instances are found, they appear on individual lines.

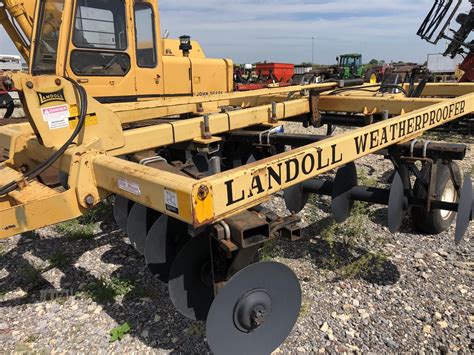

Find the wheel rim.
xmin=233 ymin=289 xmax=272 ymax=332
xmin=440 ymin=180 xmax=456 ymax=220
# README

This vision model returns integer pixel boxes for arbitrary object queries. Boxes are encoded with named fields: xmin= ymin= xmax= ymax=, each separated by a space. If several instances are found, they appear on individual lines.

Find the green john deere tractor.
xmin=336 ymin=54 xmax=380 ymax=83
xmin=292 ymin=54 xmax=380 ymax=85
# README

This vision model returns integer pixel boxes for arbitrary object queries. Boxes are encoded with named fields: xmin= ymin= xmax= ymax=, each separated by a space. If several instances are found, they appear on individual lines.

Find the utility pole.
xmin=311 ymin=37 xmax=315 ymax=66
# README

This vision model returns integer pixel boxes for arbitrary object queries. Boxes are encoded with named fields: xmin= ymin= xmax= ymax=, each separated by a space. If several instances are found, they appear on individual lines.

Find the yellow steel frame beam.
xmin=112 ymin=98 xmax=310 ymax=155
xmin=108 ymin=83 xmax=337 ymax=124
xmin=200 ymin=94 xmax=472 ymax=224
xmin=73 ymin=93 xmax=472 ymax=227
xmin=1 ymin=86 xmax=469 ymax=171
xmin=318 ymin=96 xmax=444 ymax=115
xmin=403 ymin=83 xmax=474 ymax=97
xmin=0 ymin=91 xmax=472 ymax=238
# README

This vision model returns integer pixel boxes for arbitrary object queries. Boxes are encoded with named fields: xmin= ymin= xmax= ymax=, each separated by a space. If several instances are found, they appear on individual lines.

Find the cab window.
xmin=134 ymin=3 xmax=157 ymax=68
xmin=32 ymin=0 xmax=65 ymax=75
xmin=71 ymin=0 xmax=130 ymax=76
xmin=73 ymin=0 xmax=127 ymax=50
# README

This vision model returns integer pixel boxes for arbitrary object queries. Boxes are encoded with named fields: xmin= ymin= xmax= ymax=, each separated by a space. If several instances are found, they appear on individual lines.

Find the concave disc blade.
xmin=145 ymin=215 xmax=168 ymax=265
xmin=284 ymin=183 xmax=308 ymax=213
xmin=126 ymin=203 xmax=159 ymax=255
xmin=145 ymin=215 xmax=190 ymax=282
xmin=168 ymin=235 xmax=214 ymax=320
xmin=247 ymin=154 xmax=257 ymax=163
xmin=388 ymin=172 xmax=405 ymax=233
xmin=206 ymin=261 xmax=301 ymax=355
xmin=332 ymin=162 xmax=358 ymax=223
xmin=113 ymin=195 xmax=132 ymax=231
xmin=455 ymin=175 xmax=473 ymax=244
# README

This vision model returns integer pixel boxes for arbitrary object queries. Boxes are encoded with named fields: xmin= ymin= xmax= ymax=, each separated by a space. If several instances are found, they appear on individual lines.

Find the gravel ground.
xmin=0 ymin=121 xmax=472 ymax=353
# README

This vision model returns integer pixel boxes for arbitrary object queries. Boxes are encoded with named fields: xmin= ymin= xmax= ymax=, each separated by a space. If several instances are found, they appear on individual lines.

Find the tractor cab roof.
xmin=340 ymin=53 xmax=362 ymax=58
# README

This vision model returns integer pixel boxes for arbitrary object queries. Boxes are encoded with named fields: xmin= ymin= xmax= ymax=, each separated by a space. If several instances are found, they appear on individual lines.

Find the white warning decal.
xmin=165 ymin=189 xmax=179 ymax=214
xmin=117 ymin=178 xmax=142 ymax=196
xmin=41 ymin=104 xmax=70 ymax=130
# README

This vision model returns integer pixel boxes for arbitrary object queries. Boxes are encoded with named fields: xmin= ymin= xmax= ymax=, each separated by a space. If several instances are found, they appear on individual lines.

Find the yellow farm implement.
xmin=0 ymin=0 xmax=472 ymax=353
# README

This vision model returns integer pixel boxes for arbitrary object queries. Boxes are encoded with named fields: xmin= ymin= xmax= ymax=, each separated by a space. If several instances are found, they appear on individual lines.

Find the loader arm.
xmin=0 ymin=0 xmax=36 ymax=61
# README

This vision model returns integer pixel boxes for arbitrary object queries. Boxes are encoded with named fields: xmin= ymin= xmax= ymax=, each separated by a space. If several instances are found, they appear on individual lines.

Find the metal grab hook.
xmin=139 ymin=156 xmax=167 ymax=166
xmin=409 ymin=138 xmax=418 ymax=157
xmin=258 ymin=125 xmax=284 ymax=146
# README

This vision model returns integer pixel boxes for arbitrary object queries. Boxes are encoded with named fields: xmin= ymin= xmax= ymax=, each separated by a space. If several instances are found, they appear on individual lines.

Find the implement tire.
xmin=412 ymin=162 xmax=461 ymax=234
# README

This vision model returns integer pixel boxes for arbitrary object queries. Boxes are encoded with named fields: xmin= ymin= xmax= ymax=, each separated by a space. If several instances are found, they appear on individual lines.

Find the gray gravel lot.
xmin=0 ymin=122 xmax=472 ymax=353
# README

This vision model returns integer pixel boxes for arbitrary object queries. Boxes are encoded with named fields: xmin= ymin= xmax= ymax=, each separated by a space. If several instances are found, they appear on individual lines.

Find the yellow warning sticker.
xmin=69 ymin=104 xmax=79 ymax=117
xmin=68 ymin=114 xmax=98 ymax=129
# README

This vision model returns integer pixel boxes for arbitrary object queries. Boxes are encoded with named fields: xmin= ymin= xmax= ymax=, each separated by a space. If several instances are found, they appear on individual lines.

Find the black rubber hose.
xmin=1 ymin=93 xmax=14 ymax=118
xmin=0 ymin=78 xmax=87 ymax=196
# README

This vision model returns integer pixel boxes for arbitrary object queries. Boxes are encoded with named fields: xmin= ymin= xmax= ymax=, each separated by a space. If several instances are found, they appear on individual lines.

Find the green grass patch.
xmin=109 ymin=322 xmax=131 ymax=342
xmin=308 ymin=193 xmax=321 ymax=206
xmin=188 ymin=322 xmax=205 ymax=337
xmin=19 ymin=265 xmax=45 ymax=290
xmin=316 ymin=211 xmax=390 ymax=280
xmin=25 ymin=334 xmax=40 ymax=343
xmin=79 ymin=200 xmax=113 ymax=225
xmin=351 ymin=200 xmax=370 ymax=216
xmin=48 ymin=251 xmax=71 ymax=269
xmin=299 ymin=299 xmax=311 ymax=319
xmin=337 ymin=252 xmax=388 ymax=280
xmin=82 ymin=277 xmax=134 ymax=303
xmin=358 ymin=170 xmax=378 ymax=187
xmin=56 ymin=220 xmax=95 ymax=240
xmin=259 ymin=240 xmax=284 ymax=261
xmin=55 ymin=200 xmax=114 ymax=240
xmin=128 ymin=285 xmax=154 ymax=299
xmin=81 ymin=277 xmax=152 ymax=303
xmin=320 ymin=212 xmax=368 ymax=246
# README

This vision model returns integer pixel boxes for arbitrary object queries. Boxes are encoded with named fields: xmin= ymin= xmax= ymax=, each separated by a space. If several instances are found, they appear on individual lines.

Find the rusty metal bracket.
xmin=426 ymin=160 xmax=440 ymax=213
xmin=308 ymin=89 xmax=323 ymax=128
xmin=225 ymin=210 xmax=270 ymax=248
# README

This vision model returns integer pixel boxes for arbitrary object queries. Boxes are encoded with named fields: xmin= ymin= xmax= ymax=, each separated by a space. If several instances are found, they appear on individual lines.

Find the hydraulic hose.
xmin=0 ymin=78 xmax=87 ymax=196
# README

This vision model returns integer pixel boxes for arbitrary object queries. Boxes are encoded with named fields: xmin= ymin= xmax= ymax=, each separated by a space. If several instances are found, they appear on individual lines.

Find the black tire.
xmin=364 ymin=69 xmax=379 ymax=83
xmin=412 ymin=162 xmax=462 ymax=234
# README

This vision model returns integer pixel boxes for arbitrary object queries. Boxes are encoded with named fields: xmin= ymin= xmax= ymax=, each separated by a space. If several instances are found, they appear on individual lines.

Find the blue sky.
xmin=0 ymin=0 xmax=470 ymax=64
